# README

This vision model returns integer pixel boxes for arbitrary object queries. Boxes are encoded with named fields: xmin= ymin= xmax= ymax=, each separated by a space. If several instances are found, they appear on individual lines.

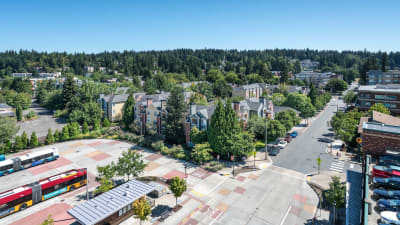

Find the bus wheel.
xmin=20 ymin=204 xmax=28 ymax=211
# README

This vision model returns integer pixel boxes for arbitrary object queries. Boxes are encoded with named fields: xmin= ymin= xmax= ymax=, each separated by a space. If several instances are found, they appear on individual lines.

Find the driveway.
xmin=17 ymin=104 xmax=67 ymax=138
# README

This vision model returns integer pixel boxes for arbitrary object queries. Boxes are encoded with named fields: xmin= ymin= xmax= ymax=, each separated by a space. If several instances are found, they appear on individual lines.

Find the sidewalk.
xmin=327 ymin=140 xmax=357 ymax=162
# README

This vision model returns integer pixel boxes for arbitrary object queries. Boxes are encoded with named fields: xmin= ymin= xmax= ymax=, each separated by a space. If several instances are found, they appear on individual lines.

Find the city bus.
xmin=0 ymin=168 xmax=87 ymax=218
xmin=0 ymin=147 xmax=59 ymax=176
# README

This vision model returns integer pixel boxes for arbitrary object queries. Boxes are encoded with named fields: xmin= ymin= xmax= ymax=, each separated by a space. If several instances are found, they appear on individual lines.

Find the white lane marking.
xmin=350 ymin=164 xmax=354 ymax=169
xmin=280 ymin=205 xmax=292 ymax=225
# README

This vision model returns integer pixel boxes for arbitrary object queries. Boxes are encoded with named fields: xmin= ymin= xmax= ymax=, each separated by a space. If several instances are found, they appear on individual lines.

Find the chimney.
xmin=233 ymin=102 xmax=240 ymax=113
xmin=190 ymin=104 xmax=196 ymax=115
xmin=147 ymin=98 xmax=153 ymax=106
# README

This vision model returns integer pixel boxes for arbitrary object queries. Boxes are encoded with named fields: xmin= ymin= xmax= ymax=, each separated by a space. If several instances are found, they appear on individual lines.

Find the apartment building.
xmin=232 ymin=83 xmax=265 ymax=99
xmin=366 ymin=70 xmax=400 ymax=85
xmin=99 ymin=93 xmax=145 ymax=122
xmin=294 ymin=71 xmax=343 ymax=87
xmin=357 ymin=84 xmax=400 ymax=115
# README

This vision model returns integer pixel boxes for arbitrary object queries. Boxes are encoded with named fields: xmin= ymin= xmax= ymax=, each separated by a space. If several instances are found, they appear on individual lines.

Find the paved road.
xmin=271 ymin=97 xmax=342 ymax=174
xmin=17 ymin=103 xmax=67 ymax=138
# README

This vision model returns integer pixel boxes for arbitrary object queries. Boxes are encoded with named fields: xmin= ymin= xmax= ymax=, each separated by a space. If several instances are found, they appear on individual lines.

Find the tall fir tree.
xmin=16 ymin=105 xmax=23 ymax=121
xmin=14 ymin=136 xmax=24 ymax=151
xmin=53 ymin=129 xmax=60 ymax=142
xmin=45 ymin=128 xmax=54 ymax=145
xmin=62 ymin=75 xmax=78 ymax=108
xmin=122 ymin=93 xmax=135 ymax=128
xmin=82 ymin=122 xmax=89 ymax=134
xmin=208 ymin=99 xmax=226 ymax=156
xmin=165 ymin=86 xmax=186 ymax=144
xmin=21 ymin=131 xmax=29 ymax=148
xmin=308 ymin=83 xmax=318 ymax=106
xmin=30 ymin=132 xmax=39 ymax=148
xmin=61 ymin=126 xmax=70 ymax=141
xmin=382 ymin=52 xmax=388 ymax=72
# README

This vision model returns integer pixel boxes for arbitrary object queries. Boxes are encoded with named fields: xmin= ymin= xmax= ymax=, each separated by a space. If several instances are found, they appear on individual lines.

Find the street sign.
xmin=356 ymin=137 xmax=362 ymax=144
xmin=185 ymin=174 xmax=188 ymax=179
xmin=231 ymin=155 xmax=234 ymax=161
xmin=217 ymin=155 xmax=220 ymax=160
xmin=317 ymin=157 xmax=321 ymax=166
xmin=252 ymin=151 xmax=257 ymax=157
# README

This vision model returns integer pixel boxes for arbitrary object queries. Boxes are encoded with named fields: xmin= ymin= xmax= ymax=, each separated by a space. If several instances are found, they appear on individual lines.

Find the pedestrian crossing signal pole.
xmin=317 ymin=157 xmax=321 ymax=175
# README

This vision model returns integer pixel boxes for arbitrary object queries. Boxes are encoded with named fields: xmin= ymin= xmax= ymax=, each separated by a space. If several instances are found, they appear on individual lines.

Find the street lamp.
xmin=265 ymin=118 xmax=268 ymax=160
xmin=332 ymin=201 xmax=336 ymax=225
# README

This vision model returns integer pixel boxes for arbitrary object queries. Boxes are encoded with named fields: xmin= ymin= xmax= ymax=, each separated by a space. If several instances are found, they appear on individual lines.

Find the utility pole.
xmin=86 ymin=168 xmax=89 ymax=200
xmin=265 ymin=118 xmax=268 ymax=160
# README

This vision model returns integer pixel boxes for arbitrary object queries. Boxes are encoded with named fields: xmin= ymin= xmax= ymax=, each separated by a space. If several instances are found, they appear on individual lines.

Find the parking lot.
xmin=0 ymin=139 xmax=318 ymax=225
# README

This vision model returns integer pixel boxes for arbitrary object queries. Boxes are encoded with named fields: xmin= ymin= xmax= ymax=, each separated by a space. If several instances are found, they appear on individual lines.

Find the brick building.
xmin=357 ymin=84 xmax=400 ymax=115
xmin=359 ymin=123 xmax=400 ymax=156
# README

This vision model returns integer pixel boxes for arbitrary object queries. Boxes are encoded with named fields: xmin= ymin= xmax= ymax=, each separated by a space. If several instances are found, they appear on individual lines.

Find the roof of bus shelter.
xmin=67 ymin=179 xmax=155 ymax=225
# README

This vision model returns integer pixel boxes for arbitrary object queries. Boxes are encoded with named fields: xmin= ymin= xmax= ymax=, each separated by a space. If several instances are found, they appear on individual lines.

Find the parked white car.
xmin=381 ymin=211 xmax=400 ymax=224
xmin=276 ymin=140 xmax=288 ymax=149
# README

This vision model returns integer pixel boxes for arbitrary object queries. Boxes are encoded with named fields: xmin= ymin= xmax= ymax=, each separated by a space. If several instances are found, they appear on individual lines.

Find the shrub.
xmin=151 ymin=141 xmax=165 ymax=152
xmin=25 ymin=110 xmax=37 ymax=120
xmin=204 ymin=160 xmax=224 ymax=172
xmin=255 ymin=142 xmax=266 ymax=150
xmin=191 ymin=143 xmax=213 ymax=164
xmin=172 ymin=145 xmax=186 ymax=159
xmin=54 ymin=109 xmax=68 ymax=118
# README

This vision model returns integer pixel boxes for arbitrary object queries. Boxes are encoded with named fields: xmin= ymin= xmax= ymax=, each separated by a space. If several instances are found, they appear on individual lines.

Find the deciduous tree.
xmin=169 ymin=176 xmax=187 ymax=206
xmin=133 ymin=196 xmax=151 ymax=225
xmin=116 ymin=151 xmax=146 ymax=180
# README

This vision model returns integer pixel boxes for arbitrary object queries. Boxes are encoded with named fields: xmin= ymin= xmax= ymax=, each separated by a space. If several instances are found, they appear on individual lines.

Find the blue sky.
xmin=0 ymin=0 xmax=399 ymax=53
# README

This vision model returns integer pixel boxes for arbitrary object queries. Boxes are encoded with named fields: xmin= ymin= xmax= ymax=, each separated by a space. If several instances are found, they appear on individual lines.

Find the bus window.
xmin=0 ymin=164 xmax=13 ymax=171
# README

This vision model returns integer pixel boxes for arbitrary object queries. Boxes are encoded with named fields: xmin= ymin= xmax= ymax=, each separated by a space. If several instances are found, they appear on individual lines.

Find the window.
xmin=375 ymin=95 xmax=397 ymax=100
xmin=154 ymin=112 xmax=157 ymax=117
xmin=147 ymin=111 xmax=150 ymax=115
xmin=118 ymin=204 xmax=132 ymax=217
xmin=360 ymin=101 xmax=371 ymax=107
xmin=384 ymin=103 xmax=397 ymax=109
xmin=191 ymin=118 xmax=197 ymax=124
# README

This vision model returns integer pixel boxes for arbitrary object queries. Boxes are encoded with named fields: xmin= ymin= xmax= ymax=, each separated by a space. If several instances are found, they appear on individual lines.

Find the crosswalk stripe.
xmin=330 ymin=165 xmax=343 ymax=169
xmin=330 ymin=168 xmax=343 ymax=172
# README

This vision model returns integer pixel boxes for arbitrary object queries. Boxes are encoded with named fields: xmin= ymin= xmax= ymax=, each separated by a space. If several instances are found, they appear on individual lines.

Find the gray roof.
xmin=67 ymin=180 xmax=155 ymax=225
xmin=190 ymin=104 xmax=216 ymax=120
xmin=358 ymin=84 xmax=400 ymax=93
xmin=345 ymin=170 xmax=363 ymax=225
xmin=109 ymin=94 xmax=129 ymax=103
xmin=0 ymin=103 xmax=12 ymax=109
xmin=362 ymin=122 xmax=400 ymax=135
xmin=233 ymin=83 xmax=264 ymax=90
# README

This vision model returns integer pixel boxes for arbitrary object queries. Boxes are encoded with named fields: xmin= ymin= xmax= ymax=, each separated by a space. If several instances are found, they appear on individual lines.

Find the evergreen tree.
xmin=102 ymin=117 xmax=110 ymax=127
xmin=93 ymin=119 xmax=101 ymax=131
xmin=208 ymin=100 xmax=226 ymax=156
xmin=122 ymin=93 xmax=135 ymax=128
xmin=14 ymin=136 xmax=24 ymax=151
xmin=45 ymin=128 xmax=54 ymax=145
xmin=382 ymin=52 xmax=388 ymax=72
xmin=82 ymin=122 xmax=89 ymax=134
xmin=165 ymin=86 xmax=187 ymax=144
xmin=53 ymin=129 xmax=60 ymax=142
xmin=30 ymin=132 xmax=39 ymax=148
xmin=62 ymin=75 xmax=78 ymax=108
xmin=308 ymin=83 xmax=318 ymax=106
xmin=61 ymin=126 xmax=70 ymax=141
xmin=69 ymin=122 xmax=80 ymax=137
xmin=16 ymin=105 xmax=23 ymax=121
xmin=21 ymin=131 xmax=29 ymax=148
